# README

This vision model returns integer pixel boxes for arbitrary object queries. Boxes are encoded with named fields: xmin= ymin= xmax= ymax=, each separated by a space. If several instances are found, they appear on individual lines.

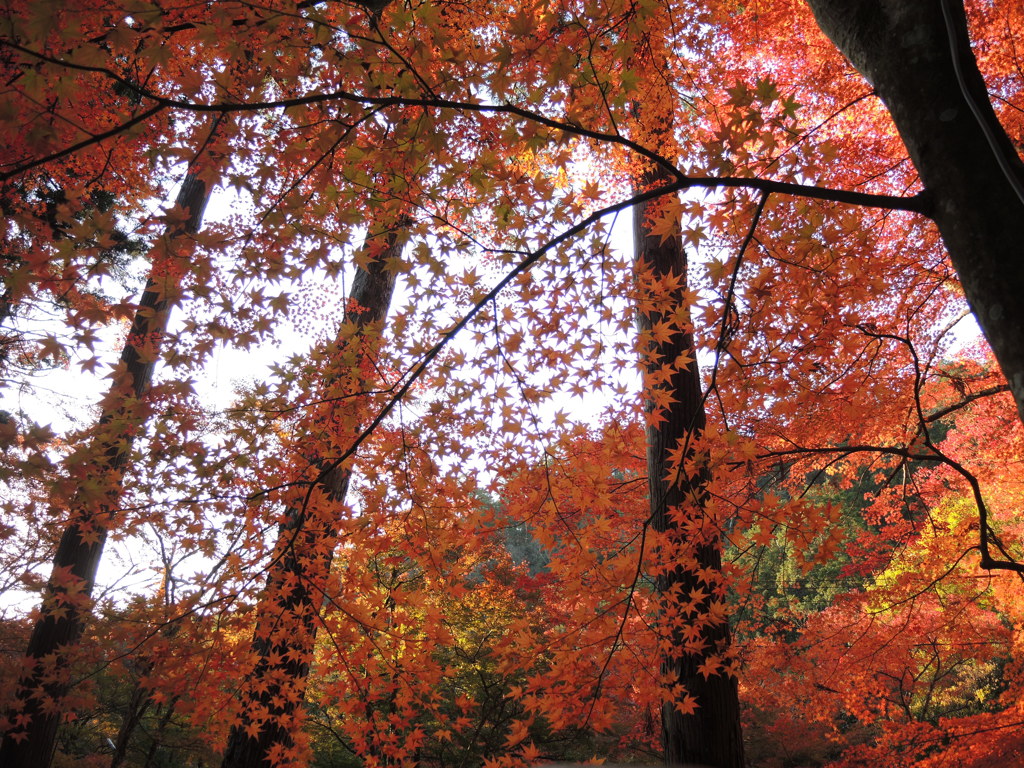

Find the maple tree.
xmin=2 ymin=0 xmax=1024 ymax=767
xmin=633 ymin=161 xmax=745 ymax=765
xmin=221 ymin=210 xmax=407 ymax=768
xmin=0 ymin=147 xmax=220 ymax=765
xmin=735 ymin=360 xmax=1024 ymax=767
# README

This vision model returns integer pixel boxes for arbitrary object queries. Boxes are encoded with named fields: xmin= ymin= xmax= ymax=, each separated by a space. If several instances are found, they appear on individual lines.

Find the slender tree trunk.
xmin=142 ymin=697 xmax=180 ymax=768
xmin=0 ymin=172 xmax=215 ymax=768
xmin=804 ymin=0 xmax=1024 ymax=425
xmin=109 ymin=564 xmax=181 ymax=768
xmin=220 ymin=218 xmax=406 ymax=768
xmin=109 ymin=676 xmax=153 ymax=768
xmin=634 ymin=166 xmax=745 ymax=768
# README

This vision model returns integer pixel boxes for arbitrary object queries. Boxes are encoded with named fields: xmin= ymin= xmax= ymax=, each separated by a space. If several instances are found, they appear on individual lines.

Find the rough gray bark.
xmin=804 ymin=0 xmax=1024 ymax=423
xmin=634 ymin=166 xmax=745 ymax=768
xmin=220 ymin=220 xmax=406 ymax=768
xmin=0 ymin=173 xmax=213 ymax=768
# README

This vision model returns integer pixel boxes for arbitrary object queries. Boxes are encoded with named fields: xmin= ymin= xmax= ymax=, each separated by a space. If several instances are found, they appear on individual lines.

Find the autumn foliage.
xmin=1 ymin=0 xmax=1024 ymax=767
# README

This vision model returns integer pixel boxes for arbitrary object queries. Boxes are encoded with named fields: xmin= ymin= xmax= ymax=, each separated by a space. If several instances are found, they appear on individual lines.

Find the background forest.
xmin=2 ymin=0 xmax=1024 ymax=767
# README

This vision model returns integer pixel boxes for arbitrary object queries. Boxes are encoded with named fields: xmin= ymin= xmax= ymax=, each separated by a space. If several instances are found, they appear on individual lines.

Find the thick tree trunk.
xmin=804 ymin=0 xmax=1024 ymax=423
xmin=220 ymin=220 xmax=405 ymax=768
xmin=0 ymin=172 xmax=213 ymax=768
xmin=634 ymin=167 xmax=745 ymax=768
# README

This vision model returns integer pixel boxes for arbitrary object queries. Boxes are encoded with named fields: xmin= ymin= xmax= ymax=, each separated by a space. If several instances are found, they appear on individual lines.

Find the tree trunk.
xmin=633 ymin=166 xmax=745 ymax=768
xmin=142 ymin=697 xmax=180 ymax=768
xmin=220 ymin=218 xmax=406 ymax=768
xmin=0 ymin=172 xmax=214 ymax=768
xmin=804 ymin=0 xmax=1024 ymax=424
xmin=109 ymin=564 xmax=182 ymax=768
xmin=109 ymin=675 xmax=153 ymax=768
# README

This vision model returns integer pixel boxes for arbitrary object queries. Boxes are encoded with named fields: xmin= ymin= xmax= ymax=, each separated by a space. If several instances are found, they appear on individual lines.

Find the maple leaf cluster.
xmin=0 ymin=0 xmax=1023 ymax=767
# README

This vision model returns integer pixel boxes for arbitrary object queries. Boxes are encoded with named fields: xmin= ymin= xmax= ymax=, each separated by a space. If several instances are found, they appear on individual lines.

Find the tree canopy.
xmin=1 ymin=1 xmax=1023 ymax=767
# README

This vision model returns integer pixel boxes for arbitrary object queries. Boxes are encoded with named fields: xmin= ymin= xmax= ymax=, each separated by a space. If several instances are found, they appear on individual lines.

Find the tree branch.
xmin=2 ymin=41 xmax=932 ymax=214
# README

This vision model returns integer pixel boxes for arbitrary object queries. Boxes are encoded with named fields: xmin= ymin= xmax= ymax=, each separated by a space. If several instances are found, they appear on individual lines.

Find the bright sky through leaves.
xmin=0 ymin=1 xmax=1022 ymax=767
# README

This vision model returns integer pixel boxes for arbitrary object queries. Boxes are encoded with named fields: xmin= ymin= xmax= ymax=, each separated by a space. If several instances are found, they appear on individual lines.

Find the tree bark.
xmin=804 ymin=0 xmax=1024 ymax=423
xmin=634 ymin=166 xmax=745 ymax=768
xmin=220 ymin=218 xmax=406 ymax=768
xmin=0 ymin=172 xmax=214 ymax=768
xmin=109 ymin=674 xmax=154 ymax=768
